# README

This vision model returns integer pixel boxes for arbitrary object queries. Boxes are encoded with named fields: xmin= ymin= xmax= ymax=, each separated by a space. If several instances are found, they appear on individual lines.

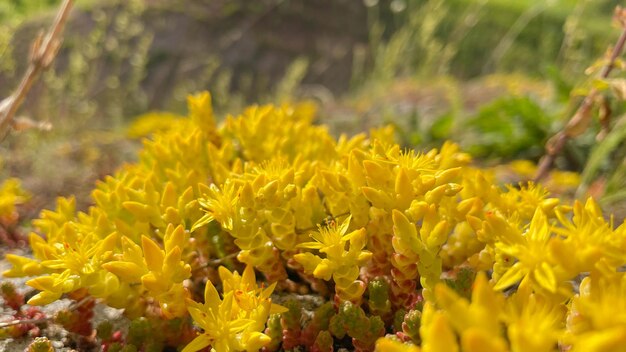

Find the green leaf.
xmin=429 ymin=112 xmax=454 ymax=139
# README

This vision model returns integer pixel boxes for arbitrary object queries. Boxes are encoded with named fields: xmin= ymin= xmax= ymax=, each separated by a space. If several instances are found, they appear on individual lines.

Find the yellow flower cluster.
xmin=4 ymin=93 xmax=223 ymax=317
xmin=4 ymin=92 xmax=221 ymax=318
xmin=6 ymin=91 xmax=626 ymax=351
xmin=377 ymin=196 xmax=626 ymax=351
xmin=183 ymin=265 xmax=286 ymax=352
xmin=102 ymin=225 xmax=191 ymax=318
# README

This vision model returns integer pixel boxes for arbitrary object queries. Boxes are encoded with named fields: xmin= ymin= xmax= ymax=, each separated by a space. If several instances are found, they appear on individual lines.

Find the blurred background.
xmin=1 ymin=0 xmax=625 ymax=215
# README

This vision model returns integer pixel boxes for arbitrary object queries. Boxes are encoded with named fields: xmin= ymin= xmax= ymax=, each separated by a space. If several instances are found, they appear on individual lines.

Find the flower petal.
xmin=533 ymin=262 xmax=557 ymax=293
xmin=494 ymin=262 xmax=525 ymax=291
xmin=142 ymin=235 xmax=165 ymax=272
xmin=182 ymin=334 xmax=212 ymax=352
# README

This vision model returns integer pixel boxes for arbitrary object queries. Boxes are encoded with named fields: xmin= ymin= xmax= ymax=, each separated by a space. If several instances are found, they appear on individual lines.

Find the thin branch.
xmin=534 ymin=23 xmax=626 ymax=183
xmin=0 ymin=295 xmax=91 ymax=329
xmin=0 ymin=317 xmax=49 ymax=329
xmin=0 ymin=0 xmax=73 ymax=140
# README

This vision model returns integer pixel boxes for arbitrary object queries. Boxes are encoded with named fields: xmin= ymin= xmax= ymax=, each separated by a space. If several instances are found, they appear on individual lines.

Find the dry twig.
xmin=0 ymin=0 xmax=73 ymax=140
xmin=0 ymin=296 xmax=91 ymax=329
xmin=534 ymin=21 xmax=626 ymax=183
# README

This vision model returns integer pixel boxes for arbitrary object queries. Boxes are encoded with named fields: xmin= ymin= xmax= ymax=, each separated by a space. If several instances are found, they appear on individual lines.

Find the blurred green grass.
xmin=1 ymin=0 xmax=622 ymax=80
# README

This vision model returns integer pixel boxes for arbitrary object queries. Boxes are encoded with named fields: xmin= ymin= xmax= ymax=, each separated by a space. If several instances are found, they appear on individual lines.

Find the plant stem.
xmin=0 ymin=295 xmax=90 ymax=329
xmin=534 ymin=25 xmax=626 ymax=183
xmin=0 ymin=0 xmax=73 ymax=140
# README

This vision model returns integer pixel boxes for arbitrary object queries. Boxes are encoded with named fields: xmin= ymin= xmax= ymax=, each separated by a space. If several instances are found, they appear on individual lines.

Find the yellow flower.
xmin=22 ymin=228 xmax=118 ymax=305
xmin=295 ymin=216 xmax=371 ymax=303
xmin=509 ymin=160 xmax=537 ymax=178
xmin=126 ymin=112 xmax=184 ymax=138
xmin=566 ymin=272 xmax=626 ymax=352
xmin=184 ymin=282 xmax=254 ymax=352
xmin=298 ymin=215 xmax=365 ymax=261
xmin=103 ymin=225 xmax=191 ymax=318
xmin=431 ymin=272 xmax=508 ymax=352
xmin=26 ymin=269 xmax=80 ymax=305
xmin=419 ymin=302 xmax=459 ymax=352
xmin=184 ymin=265 xmax=285 ymax=352
xmin=194 ymin=182 xmax=238 ymax=232
xmin=491 ymin=208 xmax=566 ymax=296
xmin=551 ymin=198 xmax=624 ymax=276
xmin=496 ymin=182 xmax=559 ymax=220
xmin=549 ymin=170 xmax=580 ymax=189
xmin=435 ymin=273 xmax=503 ymax=334
xmin=0 ymin=178 xmax=30 ymax=221
xmin=504 ymin=280 xmax=564 ymax=352
xmin=218 ymin=265 xmax=285 ymax=315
